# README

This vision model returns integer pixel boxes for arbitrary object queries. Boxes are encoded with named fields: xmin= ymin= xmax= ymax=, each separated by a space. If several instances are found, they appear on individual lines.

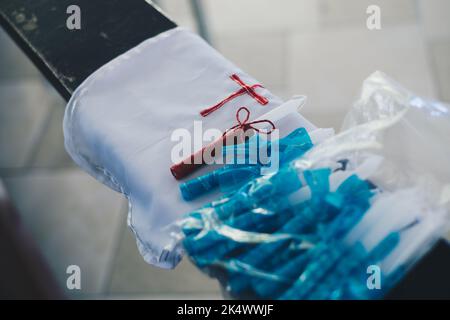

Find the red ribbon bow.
xmin=223 ymin=106 xmax=276 ymax=136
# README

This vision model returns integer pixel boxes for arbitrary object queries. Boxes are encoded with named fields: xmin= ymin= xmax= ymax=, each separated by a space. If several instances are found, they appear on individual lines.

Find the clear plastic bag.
xmin=179 ymin=72 xmax=450 ymax=299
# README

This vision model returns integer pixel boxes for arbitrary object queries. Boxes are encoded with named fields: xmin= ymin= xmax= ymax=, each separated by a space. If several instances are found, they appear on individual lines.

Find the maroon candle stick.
xmin=170 ymin=107 xmax=275 ymax=180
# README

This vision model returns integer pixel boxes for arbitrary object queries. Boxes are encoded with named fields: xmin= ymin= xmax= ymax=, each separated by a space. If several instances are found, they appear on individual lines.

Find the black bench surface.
xmin=0 ymin=0 xmax=176 ymax=100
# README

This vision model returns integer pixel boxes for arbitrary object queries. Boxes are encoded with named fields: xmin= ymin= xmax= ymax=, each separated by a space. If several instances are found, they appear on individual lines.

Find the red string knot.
xmin=223 ymin=106 xmax=276 ymax=136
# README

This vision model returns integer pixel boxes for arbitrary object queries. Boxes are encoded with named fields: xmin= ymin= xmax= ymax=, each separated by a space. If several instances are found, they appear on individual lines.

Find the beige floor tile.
xmin=3 ymin=169 xmax=126 ymax=297
xmin=0 ymin=81 xmax=54 ymax=168
xmin=0 ymin=28 xmax=41 ymax=81
xmin=214 ymin=32 xmax=287 ymax=90
xmin=430 ymin=41 xmax=450 ymax=103
xmin=108 ymin=220 xmax=222 ymax=296
xmin=318 ymin=0 xmax=417 ymax=28
xmin=418 ymin=0 xmax=450 ymax=40
xmin=30 ymin=96 xmax=75 ymax=168
xmin=287 ymin=25 xmax=437 ymax=119
xmin=201 ymin=0 xmax=319 ymax=34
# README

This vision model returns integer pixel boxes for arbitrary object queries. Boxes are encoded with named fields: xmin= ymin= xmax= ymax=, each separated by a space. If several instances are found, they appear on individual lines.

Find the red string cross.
xmin=200 ymin=74 xmax=269 ymax=117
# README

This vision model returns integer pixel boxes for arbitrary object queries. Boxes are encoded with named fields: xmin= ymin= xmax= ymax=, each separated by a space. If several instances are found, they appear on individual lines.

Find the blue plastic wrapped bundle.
xmin=180 ymin=127 xmax=313 ymax=201
xmin=213 ymin=165 xmax=303 ymax=221
xmin=248 ymin=176 xmax=375 ymax=299
xmin=183 ymin=208 xmax=294 ymax=260
xmin=181 ymin=166 xmax=306 ymax=267
xmin=309 ymin=232 xmax=401 ymax=300
xmin=182 ymin=166 xmax=376 ymax=299
xmin=281 ymin=232 xmax=400 ymax=300
xmin=179 ymin=72 xmax=450 ymax=300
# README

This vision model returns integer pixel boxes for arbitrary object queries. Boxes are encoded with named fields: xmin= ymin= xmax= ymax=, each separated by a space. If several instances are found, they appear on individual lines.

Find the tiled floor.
xmin=29 ymin=94 xmax=75 ymax=169
xmin=0 ymin=27 xmax=41 ymax=81
xmin=430 ymin=41 xmax=450 ymax=102
xmin=287 ymin=24 xmax=437 ymax=128
xmin=418 ymin=0 xmax=450 ymax=40
xmin=0 ymin=1 xmax=449 ymax=299
xmin=107 ymin=217 xmax=221 ymax=298
xmin=0 ymin=81 xmax=54 ymax=169
xmin=214 ymin=31 xmax=288 ymax=92
xmin=200 ymin=0 xmax=319 ymax=34
xmin=318 ymin=0 xmax=417 ymax=28
xmin=3 ymin=169 xmax=126 ymax=297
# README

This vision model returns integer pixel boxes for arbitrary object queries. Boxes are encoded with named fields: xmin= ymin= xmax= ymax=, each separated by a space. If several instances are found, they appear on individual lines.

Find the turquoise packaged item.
xmin=182 ymin=167 xmax=377 ymax=299
xmin=179 ymin=72 xmax=450 ymax=300
xmin=180 ymin=127 xmax=313 ymax=201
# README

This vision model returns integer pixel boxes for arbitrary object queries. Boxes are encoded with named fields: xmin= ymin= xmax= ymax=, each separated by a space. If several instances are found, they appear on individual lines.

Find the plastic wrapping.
xmin=180 ymin=127 xmax=314 ymax=201
xmin=179 ymin=72 xmax=450 ymax=299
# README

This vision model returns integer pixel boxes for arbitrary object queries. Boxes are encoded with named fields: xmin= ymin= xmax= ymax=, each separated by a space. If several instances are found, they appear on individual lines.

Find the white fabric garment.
xmin=63 ymin=27 xmax=313 ymax=268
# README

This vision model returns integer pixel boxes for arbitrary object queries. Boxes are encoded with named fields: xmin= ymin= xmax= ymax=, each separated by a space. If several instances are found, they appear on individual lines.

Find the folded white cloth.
xmin=64 ymin=27 xmax=313 ymax=268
